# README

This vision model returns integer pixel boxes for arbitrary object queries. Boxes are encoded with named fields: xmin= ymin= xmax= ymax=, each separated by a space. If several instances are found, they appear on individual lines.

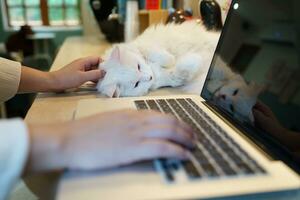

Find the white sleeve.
xmin=0 ymin=119 xmax=29 ymax=200
xmin=0 ymin=57 xmax=21 ymax=103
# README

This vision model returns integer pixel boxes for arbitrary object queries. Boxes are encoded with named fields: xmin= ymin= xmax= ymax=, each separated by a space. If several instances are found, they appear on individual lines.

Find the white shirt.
xmin=0 ymin=58 xmax=21 ymax=103
xmin=0 ymin=57 xmax=30 ymax=200
xmin=0 ymin=119 xmax=29 ymax=200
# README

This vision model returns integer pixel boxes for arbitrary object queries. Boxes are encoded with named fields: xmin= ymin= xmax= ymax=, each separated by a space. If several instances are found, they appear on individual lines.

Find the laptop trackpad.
xmin=75 ymin=98 xmax=136 ymax=119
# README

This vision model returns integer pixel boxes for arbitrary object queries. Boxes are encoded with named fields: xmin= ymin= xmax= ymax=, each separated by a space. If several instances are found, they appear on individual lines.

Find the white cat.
xmin=97 ymin=21 xmax=220 ymax=97
xmin=206 ymin=57 xmax=265 ymax=122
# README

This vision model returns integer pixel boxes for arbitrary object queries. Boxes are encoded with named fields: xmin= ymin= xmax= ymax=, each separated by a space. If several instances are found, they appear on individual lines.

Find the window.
xmin=4 ymin=0 xmax=81 ymax=27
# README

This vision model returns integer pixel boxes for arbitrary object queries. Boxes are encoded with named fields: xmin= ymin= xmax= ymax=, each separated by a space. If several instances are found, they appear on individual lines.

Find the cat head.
xmin=97 ymin=45 xmax=154 ymax=97
xmin=213 ymin=76 xmax=265 ymax=122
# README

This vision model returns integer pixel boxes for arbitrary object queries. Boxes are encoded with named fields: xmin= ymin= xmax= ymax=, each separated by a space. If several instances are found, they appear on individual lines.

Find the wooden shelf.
xmin=139 ymin=9 xmax=169 ymax=33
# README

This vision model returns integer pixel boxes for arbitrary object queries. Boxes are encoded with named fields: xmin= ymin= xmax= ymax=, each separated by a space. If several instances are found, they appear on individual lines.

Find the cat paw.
xmin=148 ymin=49 xmax=175 ymax=68
xmin=162 ymin=53 xmax=176 ymax=68
xmin=175 ymin=53 xmax=202 ymax=81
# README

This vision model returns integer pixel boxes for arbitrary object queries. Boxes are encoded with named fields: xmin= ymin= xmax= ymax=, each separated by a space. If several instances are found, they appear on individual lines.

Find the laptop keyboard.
xmin=135 ymin=98 xmax=266 ymax=182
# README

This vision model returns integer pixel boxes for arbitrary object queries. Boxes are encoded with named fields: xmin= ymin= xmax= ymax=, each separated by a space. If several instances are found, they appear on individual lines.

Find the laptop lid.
xmin=201 ymin=0 xmax=300 ymax=172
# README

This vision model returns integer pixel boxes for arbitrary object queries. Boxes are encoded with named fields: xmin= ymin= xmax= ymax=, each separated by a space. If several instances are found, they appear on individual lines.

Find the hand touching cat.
xmin=50 ymin=56 xmax=106 ymax=91
xmin=19 ymin=56 xmax=106 ymax=93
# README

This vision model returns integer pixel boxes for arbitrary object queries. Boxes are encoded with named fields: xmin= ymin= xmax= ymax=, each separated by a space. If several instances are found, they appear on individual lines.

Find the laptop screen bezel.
xmin=200 ymin=0 xmax=300 ymax=174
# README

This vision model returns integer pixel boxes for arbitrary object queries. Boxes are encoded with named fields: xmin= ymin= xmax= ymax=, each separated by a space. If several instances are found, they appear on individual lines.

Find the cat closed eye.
xmin=230 ymin=104 xmax=234 ymax=112
xmin=233 ymin=89 xmax=239 ymax=96
xmin=134 ymin=81 xmax=140 ymax=88
xmin=138 ymin=64 xmax=141 ymax=71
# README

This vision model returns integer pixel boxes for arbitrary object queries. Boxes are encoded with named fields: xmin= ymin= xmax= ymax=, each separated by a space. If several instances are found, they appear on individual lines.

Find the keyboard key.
xmin=201 ymin=163 xmax=219 ymax=177
xmin=182 ymin=161 xmax=201 ymax=178
xmin=146 ymin=100 xmax=160 ymax=111
xmin=156 ymin=99 xmax=174 ymax=114
xmin=134 ymin=100 xmax=148 ymax=110
xmin=193 ymin=148 xmax=210 ymax=164
xmin=236 ymin=163 xmax=255 ymax=174
xmin=215 ymin=160 xmax=236 ymax=175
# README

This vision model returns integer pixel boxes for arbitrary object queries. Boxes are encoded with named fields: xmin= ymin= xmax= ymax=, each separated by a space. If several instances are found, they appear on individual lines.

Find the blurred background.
xmin=0 ymin=0 xmax=230 ymax=119
xmin=0 ymin=0 xmax=82 ymax=118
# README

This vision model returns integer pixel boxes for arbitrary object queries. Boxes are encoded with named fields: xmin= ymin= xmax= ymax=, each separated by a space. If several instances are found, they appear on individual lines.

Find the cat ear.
xmin=103 ymin=83 xmax=120 ymax=98
xmin=110 ymin=46 xmax=121 ymax=61
xmin=113 ymin=85 xmax=121 ymax=98
xmin=249 ymin=111 xmax=255 ymax=123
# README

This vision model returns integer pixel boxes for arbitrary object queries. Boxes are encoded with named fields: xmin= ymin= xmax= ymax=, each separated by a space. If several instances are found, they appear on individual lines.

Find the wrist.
xmin=46 ymin=71 xmax=63 ymax=92
xmin=19 ymin=66 xmax=63 ymax=93
xmin=26 ymin=122 xmax=70 ymax=173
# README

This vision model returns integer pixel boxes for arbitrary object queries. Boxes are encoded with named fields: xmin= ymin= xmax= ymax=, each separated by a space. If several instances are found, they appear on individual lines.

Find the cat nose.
xmin=220 ymin=94 xmax=226 ymax=100
xmin=140 ymin=74 xmax=152 ymax=81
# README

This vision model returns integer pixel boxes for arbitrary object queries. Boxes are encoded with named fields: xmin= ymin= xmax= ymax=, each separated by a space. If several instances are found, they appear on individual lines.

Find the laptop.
xmin=57 ymin=0 xmax=300 ymax=199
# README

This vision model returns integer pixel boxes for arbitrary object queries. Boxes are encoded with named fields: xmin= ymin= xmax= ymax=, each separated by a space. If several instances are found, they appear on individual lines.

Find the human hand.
xmin=253 ymin=102 xmax=300 ymax=151
xmin=252 ymin=101 xmax=285 ymax=135
xmin=27 ymin=110 xmax=196 ymax=172
xmin=50 ymin=56 xmax=105 ymax=91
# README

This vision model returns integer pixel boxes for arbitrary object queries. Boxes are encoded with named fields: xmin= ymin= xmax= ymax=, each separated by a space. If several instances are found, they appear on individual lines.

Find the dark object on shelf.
xmin=89 ymin=0 xmax=124 ymax=42
xmin=173 ymin=0 xmax=184 ymax=9
xmin=200 ymin=0 xmax=223 ymax=30
xmin=90 ymin=0 xmax=116 ymax=21
xmin=98 ymin=19 xmax=124 ymax=43
xmin=166 ymin=9 xmax=193 ymax=24
xmin=5 ymin=25 xmax=34 ymax=57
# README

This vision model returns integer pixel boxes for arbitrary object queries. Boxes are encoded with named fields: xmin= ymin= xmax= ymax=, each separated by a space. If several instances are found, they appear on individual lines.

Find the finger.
xmin=136 ymin=139 xmax=189 ymax=160
xmin=253 ymin=104 xmax=273 ymax=118
xmin=139 ymin=111 xmax=195 ymax=139
xmin=80 ymin=56 xmax=102 ymax=70
xmin=89 ymin=65 xmax=100 ymax=71
xmin=254 ymin=101 xmax=272 ymax=113
xmin=253 ymin=109 xmax=268 ymax=126
xmin=82 ymin=69 xmax=104 ymax=82
xmin=90 ymin=70 xmax=106 ymax=83
xmin=91 ymin=79 xmax=100 ymax=84
xmin=253 ymin=101 xmax=263 ymax=108
xmin=139 ymin=110 xmax=178 ymax=124
xmin=141 ymin=124 xmax=195 ymax=149
xmin=86 ymin=62 xmax=104 ymax=71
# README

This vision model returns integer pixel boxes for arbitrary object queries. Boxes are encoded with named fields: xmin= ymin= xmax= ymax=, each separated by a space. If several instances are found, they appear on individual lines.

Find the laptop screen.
xmin=202 ymin=0 xmax=300 ymax=166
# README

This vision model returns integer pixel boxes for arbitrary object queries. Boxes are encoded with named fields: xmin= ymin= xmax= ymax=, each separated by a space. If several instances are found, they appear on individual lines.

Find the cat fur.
xmin=207 ymin=57 xmax=265 ymax=122
xmin=97 ymin=21 xmax=220 ymax=97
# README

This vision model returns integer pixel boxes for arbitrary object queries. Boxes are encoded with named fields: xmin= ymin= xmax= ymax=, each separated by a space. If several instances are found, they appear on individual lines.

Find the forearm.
xmin=18 ymin=57 xmax=104 ymax=94
xmin=18 ymin=66 xmax=58 ymax=93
